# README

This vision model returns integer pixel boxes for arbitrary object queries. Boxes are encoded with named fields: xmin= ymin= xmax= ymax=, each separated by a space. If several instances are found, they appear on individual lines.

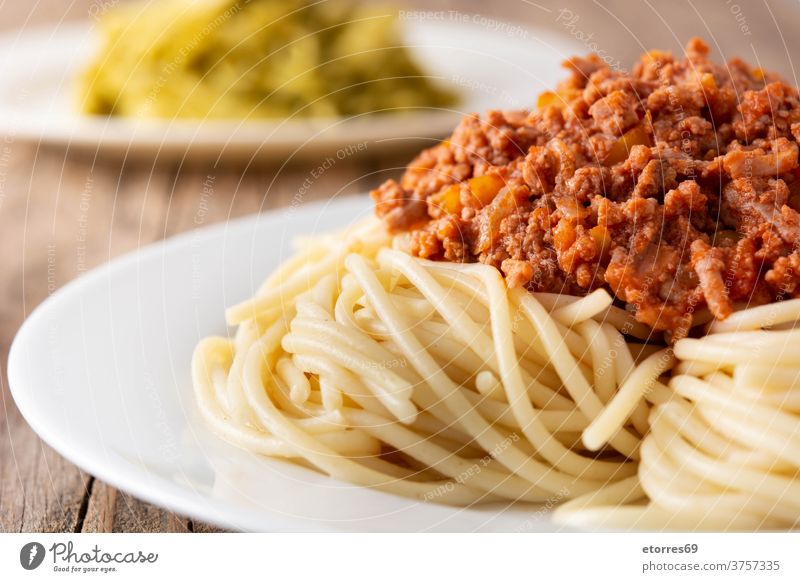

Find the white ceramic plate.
xmin=8 ymin=195 xmax=571 ymax=532
xmin=0 ymin=18 xmax=579 ymax=161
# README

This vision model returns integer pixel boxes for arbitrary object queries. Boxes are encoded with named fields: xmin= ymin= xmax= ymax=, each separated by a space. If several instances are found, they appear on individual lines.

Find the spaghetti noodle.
xmin=192 ymin=219 xmax=800 ymax=528
xmin=555 ymin=304 xmax=800 ymax=530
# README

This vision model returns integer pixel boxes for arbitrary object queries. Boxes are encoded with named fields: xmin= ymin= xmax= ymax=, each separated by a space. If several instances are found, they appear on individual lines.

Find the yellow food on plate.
xmin=80 ymin=0 xmax=457 ymax=119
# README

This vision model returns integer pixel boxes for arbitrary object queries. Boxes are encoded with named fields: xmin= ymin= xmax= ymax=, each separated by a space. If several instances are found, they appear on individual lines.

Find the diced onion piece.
xmin=590 ymin=225 xmax=612 ymax=261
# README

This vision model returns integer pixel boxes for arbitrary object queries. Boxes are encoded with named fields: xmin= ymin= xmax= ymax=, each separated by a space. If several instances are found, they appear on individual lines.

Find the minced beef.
xmin=371 ymin=38 xmax=800 ymax=339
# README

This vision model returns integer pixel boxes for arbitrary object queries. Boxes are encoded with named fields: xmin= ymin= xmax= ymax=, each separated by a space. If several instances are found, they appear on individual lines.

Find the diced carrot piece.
xmin=537 ymin=88 xmax=581 ymax=110
xmin=537 ymin=91 xmax=558 ymax=109
xmin=554 ymin=220 xmax=576 ymax=251
xmin=468 ymin=174 xmax=504 ymax=206
xmin=643 ymin=50 xmax=671 ymax=64
xmin=604 ymin=124 xmax=653 ymax=166
xmin=431 ymin=184 xmax=462 ymax=215
xmin=700 ymin=73 xmax=716 ymax=91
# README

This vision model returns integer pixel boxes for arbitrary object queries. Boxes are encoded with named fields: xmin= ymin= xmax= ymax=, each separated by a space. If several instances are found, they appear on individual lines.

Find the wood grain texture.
xmin=81 ymin=479 xmax=192 ymax=533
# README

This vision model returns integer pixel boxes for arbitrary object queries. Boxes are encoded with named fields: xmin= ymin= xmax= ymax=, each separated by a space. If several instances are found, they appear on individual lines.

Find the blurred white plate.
xmin=0 ymin=18 xmax=579 ymax=161
xmin=8 ymin=195 xmax=569 ymax=532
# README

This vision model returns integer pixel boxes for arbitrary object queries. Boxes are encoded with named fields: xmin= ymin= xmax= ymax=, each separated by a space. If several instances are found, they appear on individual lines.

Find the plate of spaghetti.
xmin=0 ymin=4 xmax=575 ymax=161
xmin=9 ymin=38 xmax=800 ymax=531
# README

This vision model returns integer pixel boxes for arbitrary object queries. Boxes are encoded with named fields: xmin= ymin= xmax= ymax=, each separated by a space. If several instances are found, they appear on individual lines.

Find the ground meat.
xmin=370 ymin=38 xmax=800 ymax=338
xmin=690 ymin=239 xmax=733 ymax=320
xmin=589 ymin=90 xmax=641 ymax=136
xmin=372 ymin=179 xmax=428 ymax=231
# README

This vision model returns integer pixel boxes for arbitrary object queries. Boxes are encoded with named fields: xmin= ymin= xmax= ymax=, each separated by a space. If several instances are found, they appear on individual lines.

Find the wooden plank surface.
xmin=1 ymin=0 xmax=796 ymax=533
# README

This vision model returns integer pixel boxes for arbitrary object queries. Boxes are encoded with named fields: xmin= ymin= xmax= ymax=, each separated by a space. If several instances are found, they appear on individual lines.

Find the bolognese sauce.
xmin=371 ymin=38 xmax=800 ymax=339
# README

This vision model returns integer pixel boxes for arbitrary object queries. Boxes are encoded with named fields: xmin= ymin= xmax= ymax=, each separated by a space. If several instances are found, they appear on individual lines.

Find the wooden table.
xmin=1 ymin=0 xmax=794 ymax=533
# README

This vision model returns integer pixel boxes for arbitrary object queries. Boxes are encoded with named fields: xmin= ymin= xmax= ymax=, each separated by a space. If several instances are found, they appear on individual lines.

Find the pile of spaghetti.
xmin=193 ymin=39 xmax=800 ymax=530
xmin=193 ymin=219 xmax=800 ymax=530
